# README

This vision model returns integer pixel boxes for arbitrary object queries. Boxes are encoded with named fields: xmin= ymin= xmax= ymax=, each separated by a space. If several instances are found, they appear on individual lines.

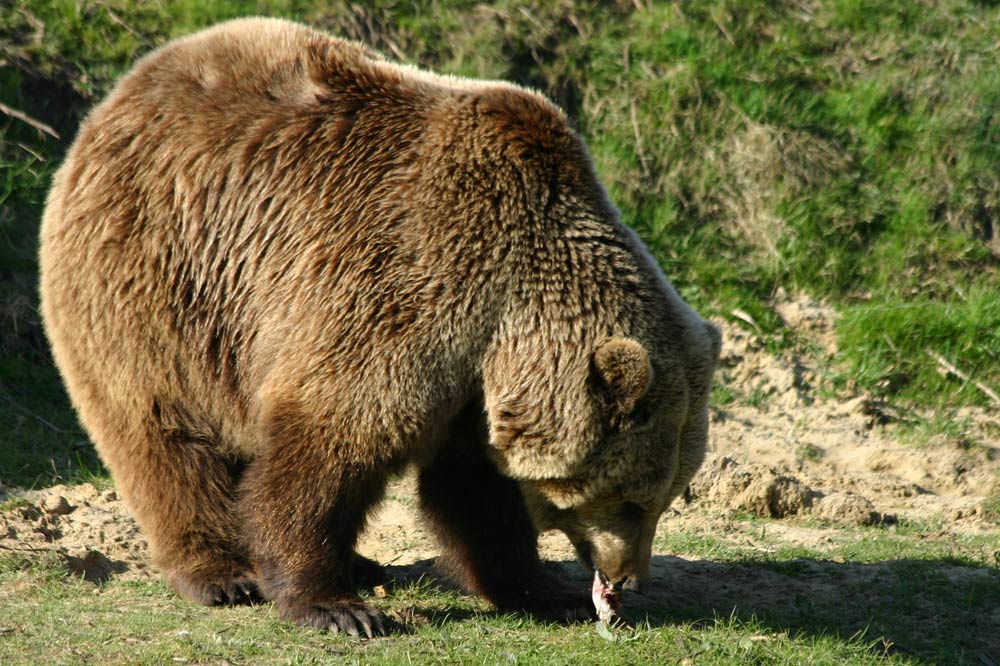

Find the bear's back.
xmin=39 ymin=18 xmax=584 ymax=442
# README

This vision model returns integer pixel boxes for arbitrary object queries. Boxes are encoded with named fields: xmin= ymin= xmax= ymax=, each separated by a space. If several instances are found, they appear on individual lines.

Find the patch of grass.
xmin=710 ymin=383 xmax=737 ymax=408
xmin=796 ymin=443 xmax=826 ymax=463
xmin=651 ymin=515 xmax=1000 ymax=664
xmin=0 ymin=556 xmax=925 ymax=666
xmin=837 ymin=288 xmax=1000 ymax=408
xmin=834 ymin=524 xmax=1000 ymax=571
xmin=3 ymin=511 xmax=997 ymax=664
xmin=745 ymin=386 xmax=772 ymax=411
xmin=655 ymin=530 xmax=746 ymax=561
xmin=982 ymin=497 xmax=1000 ymax=527
xmin=895 ymin=411 xmax=977 ymax=449
xmin=583 ymin=0 xmax=1000 ymax=405
xmin=665 ymin=510 xmax=998 ymax=568
xmin=0 ymin=497 xmax=28 ymax=512
xmin=0 ymin=549 xmax=66 ymax=582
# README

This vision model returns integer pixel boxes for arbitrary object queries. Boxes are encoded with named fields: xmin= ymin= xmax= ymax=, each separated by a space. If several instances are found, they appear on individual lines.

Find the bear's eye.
xmin=607 ymin=402 xmax=654 ymax=433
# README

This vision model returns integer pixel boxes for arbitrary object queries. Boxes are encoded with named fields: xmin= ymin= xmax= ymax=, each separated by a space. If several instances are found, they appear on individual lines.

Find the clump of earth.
xmin=0 ymin=483 xmax=149 ymax=582
xmin=2 ymin=293 xmax=997 ymax=590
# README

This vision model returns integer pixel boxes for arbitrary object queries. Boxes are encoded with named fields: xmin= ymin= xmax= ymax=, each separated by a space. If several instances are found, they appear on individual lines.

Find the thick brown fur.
xmin=39 ymin=18 xmax=721 ymax=636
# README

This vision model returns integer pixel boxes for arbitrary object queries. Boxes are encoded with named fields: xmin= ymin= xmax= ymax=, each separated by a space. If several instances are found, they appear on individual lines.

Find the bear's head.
xmin=485 ymin=316 xmax=721 ymax=591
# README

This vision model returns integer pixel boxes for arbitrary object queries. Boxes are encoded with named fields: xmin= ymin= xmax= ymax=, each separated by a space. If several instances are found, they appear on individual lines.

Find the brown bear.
xmin=39 ymin=17 xmax=720 ymax=636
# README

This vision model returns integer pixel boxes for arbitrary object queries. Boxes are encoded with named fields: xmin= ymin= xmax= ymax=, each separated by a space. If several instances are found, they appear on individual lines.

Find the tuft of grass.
xmin=896 ymin=411 xmax=978 ymax=449
xmin=0 ymin=496 xmax=28 ymax=512
xmin=709 ymin=383 xmax=737 ymax=408
xmin=981 ymin=496 xmax=1000 ymax=524
xmin=836 ymin=287 xmax=1000 ymax=407
xmin=796 ymin=443 xmax=826 ymax=463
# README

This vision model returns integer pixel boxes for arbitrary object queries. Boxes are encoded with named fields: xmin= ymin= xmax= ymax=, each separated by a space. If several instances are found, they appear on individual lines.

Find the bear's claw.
xmin=280 ymin=600 xmax=396 ymax=638
xmin=170 ymin=572 xmax=262 ymax=607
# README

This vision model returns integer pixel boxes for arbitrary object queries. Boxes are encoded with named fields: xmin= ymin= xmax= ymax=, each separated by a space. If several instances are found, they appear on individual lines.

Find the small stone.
xmin=101 ymin=490 xmax=118 ymax=502
xmin=817 ymin=492 xmax=880 ymax=526
xmin=373 ymin=585 xmax=389 ymax=598
xmin=740 ymin=475 xmax=813 ymax=518
xmin=43 ymin=495 xmax=73 ymax=516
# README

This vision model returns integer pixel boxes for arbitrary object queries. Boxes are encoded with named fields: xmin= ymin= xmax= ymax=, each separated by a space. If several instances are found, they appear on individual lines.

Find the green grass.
xmin=658 ymin=512 xmax=1000 ymax=566
xmin=796 ymin=443 xmax=826 ymax=463
xmin=651 ymin=517 xmax=1000 ymax=665
xmin=983 ymin=496 xmax=1000 ymax=523
xmin=0 ymin=553 xmax=941 ymax=666
xmin=837 ymin=288 xmax=1000 ymax=406
xmin=3 ymin=521 xmax=998 ymax=665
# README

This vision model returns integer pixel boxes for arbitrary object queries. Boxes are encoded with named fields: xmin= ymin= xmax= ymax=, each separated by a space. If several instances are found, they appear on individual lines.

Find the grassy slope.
xmin=2 ymin=1 xmax=999 ymax=488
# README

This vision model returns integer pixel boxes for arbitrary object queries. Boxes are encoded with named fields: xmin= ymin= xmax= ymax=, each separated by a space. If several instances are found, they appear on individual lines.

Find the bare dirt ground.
xmin=2 ymin=295 xmax=998 ymax=638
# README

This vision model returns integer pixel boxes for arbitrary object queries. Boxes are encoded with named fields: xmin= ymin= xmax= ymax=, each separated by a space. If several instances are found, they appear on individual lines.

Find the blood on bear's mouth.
xmin=591 ymin=569 xmax=624 ymax=625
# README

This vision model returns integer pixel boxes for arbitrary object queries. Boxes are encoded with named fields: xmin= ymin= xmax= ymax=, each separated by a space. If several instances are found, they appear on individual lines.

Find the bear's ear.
xmin=592 ymin=337 xmax=652 ymax=416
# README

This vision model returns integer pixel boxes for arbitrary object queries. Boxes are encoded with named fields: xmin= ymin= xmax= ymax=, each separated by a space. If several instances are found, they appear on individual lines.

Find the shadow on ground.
xmin=609 ymin=554 xmax=997 ymax=665
xmin=379 ymin=554 xmax=999 ymax=665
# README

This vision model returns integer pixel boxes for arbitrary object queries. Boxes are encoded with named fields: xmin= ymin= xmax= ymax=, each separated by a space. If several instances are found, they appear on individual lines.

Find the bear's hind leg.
xmin=105 ymin=420 xmax=257 ymax=606
xmin=418 ymin=402 xmax=593 ymax=622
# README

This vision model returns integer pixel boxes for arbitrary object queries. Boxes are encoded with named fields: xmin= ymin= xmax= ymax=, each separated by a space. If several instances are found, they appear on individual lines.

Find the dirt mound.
xmin=688 ymin=454 xmax=892 ymax=527
xmin=708 ymin=296 xmax=999 ymax=532
xmin=690 ymin=455 xmax=814 ymax=519
xmin=814 ymin=491 xmax=882 ymax=527
xmin=0 ymin=484 xmax=150 ymax=582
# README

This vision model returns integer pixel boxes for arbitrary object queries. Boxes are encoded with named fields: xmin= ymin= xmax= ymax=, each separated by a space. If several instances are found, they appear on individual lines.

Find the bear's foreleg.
xmin=238 ymin=399 xmax=397 ymax=637
xmin=102 ymin=419 xmax=258 ymax=606
xmin=418 ymin=404 xmax=594 ymax=623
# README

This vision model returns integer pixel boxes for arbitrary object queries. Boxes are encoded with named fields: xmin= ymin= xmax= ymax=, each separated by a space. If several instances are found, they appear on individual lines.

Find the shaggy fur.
xmin=39 ymin=17 xmax=721 ymax=636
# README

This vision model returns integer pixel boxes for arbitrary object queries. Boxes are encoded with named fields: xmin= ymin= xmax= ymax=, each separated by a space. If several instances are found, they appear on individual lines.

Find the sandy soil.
xmin=2 ymin=294 xmax=997 ymax=622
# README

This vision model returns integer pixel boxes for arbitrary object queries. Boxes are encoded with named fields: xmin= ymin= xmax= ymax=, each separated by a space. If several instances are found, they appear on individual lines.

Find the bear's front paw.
xmin=499 ymin=583 xmax=595 ymax=624
xmin=279 ymin=599 xmax=397 ymax=637
xmin=525 ymin=590 xmax=597 ymax=624
xmin=169 ymin=571 xmax=261 ymax=607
